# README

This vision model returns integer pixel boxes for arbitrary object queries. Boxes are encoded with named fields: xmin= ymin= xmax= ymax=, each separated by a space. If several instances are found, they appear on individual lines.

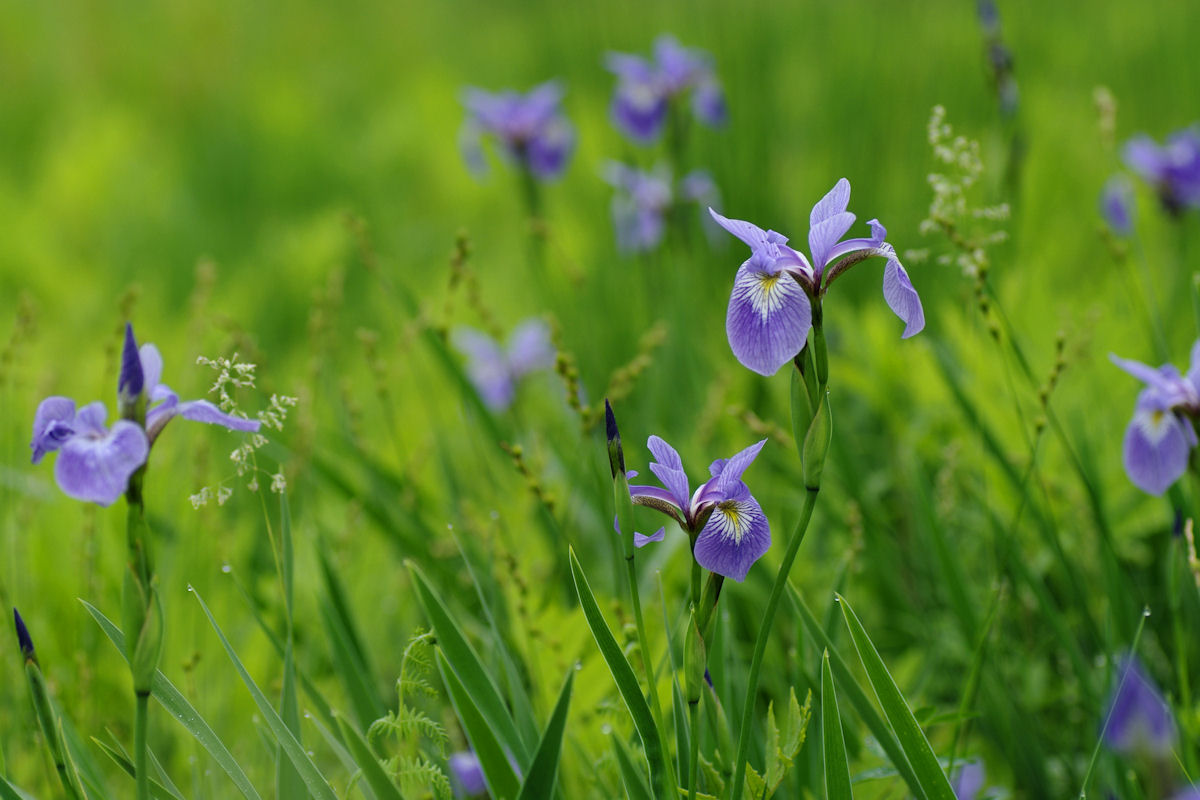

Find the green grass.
xmin=3 ymin=0 xmax=1200 ymax=797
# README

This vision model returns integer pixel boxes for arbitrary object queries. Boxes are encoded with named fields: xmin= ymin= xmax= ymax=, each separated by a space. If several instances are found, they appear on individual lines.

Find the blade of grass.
xmin=277 ymin=494 xmax=305 ymax=800
xmin=837 ymin=594 xmax=955 ymax=800
xmin=611 ymin=734 xmax=655 ymax=800
xmin=436 ymin=649 xmax=521 ymax=800
xmin=407 ymin=561 xmax=531 ymax=765
xmin=191 ymin=587 xmax=338 ymax=800
xmin=568 ymin=547 xmax=672 ymax=798
xmin=334 ymin=712 xmax=406 ymax=800
xmin=821 ymin=651 xmax=852 ymax=800
xmin=81 ymin=601 xmax=264 ymax=800
xmin=516 ymin=671 xmax=574 ymax=800
xmin=788 ymin=585 xmax=922 ymax=797
xmin=306 ymin=711 xmax=379 ymax=800
xmin=91 ymin=739 xmax=183 ymax=800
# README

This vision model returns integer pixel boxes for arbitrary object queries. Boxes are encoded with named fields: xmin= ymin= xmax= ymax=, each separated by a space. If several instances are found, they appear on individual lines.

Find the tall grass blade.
xmin=277 ymin=494 xmax=305 ymax=800
xmin=568 ymin=547 xmax=670 ymax=798
xmin=91 ymin=739 xmax=184 ymax=800
xmin=436 ymin=649 xmax=521 ymax=800
xmin=788 ymin=585 xmax=922 ymax=797
xmin=821 ymin=651 xmax=852 ymax=800
xmin=191 ymin=587 xmax=338 ymax=800
xmin=82 ymin=601 xmax=264 ymax=800
xmin=837 ymin=594 xmax=955 ymax=800
xmin=407 ymin=561 xmax=531 ymax=764
xmin=334 ymin=713 xmax=406 ymax=800
xmin=610 ymin=734 xmax=655 ymax=800
xmin=516 ymin=670 xmax=574 ymax=800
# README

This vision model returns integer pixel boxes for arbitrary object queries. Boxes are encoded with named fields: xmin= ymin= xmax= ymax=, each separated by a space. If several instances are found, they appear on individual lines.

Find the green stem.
xmin=625 ymin=555 xmax=666 ymax=738
xmin=135 ymin=690 xmax=150 ymax=800
xmin=729 ymin=487 xmax=820 ymax=800
xmin=688 ymin=697 xmax=701 ymax=800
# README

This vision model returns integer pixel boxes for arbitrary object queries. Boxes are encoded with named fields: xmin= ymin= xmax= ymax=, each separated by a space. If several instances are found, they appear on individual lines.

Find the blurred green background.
xmin=3 ymin=0 xmax=1200 ymax=796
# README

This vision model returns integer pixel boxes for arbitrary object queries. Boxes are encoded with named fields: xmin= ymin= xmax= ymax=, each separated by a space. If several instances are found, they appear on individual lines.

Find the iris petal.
xmin=726 ymin=263 xmax=812 ymax=376
xmin=882 ymin=257 xmax=926 ymax=338
xmin=693 ymin=496 xmax=770 ymax=582
xmin=1123 ymin=408 xmax=1192 ymax=495
xmin=31 ymin=396 xmax=76 ymax=464
xmin=54 ymin=421 xmax=148 ymax=506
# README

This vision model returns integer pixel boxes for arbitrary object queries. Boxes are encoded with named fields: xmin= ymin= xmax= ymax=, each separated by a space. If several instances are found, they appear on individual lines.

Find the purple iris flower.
xmin=1111 ymin=342 xmax=1200 ymax=495
xmin=951 ymin=760 xmax=985 ymax=800
xmin=452 ymin=319 xmax=555 ymax=411
xmin=1172 ymin=789 xmax=1200 ymax=800
xmin=1124 ymin=126 xmax=1200 ymax=215
xmin=605 ymin=35 xmax=726 ymax=144
xmin=628 ymin=436 xmax=769 ymax=582
xmin=709 ymin=178 xmax=925 ymax=376
xmin=1100 ymin=175 xmax=1136 ymax=236
xmin=1102 ymin=655 xmax=1176 ymax=757
xmin=31 ymin=324 xmax=261 ymax=506
xmin=460 ymin=80 xmax=575 ymax=180
xmin=603 ymin=161 xmax=674 ymax=253
xmin=448 ymin=750 xmax=487 ymax=797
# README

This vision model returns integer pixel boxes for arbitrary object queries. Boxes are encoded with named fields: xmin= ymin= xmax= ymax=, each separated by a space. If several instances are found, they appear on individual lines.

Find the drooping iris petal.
xmin=31 ymin=396 xmax=76 ymax=464
xmin=1122 ymin=399 xmax=1193 ymax=495
xmin=726 ymin=263 xmax=812 ymax=376
xmin=634 ymin=527 xmax=666 ymax=548
xmin=693 ymin=494 xmax=770 ymax=582
xmin=611 ymin=82 xmax=669 ymax=143
xmin=882 ymin=257 xmax=926 ymax=338
xmin=1103 ymin=655 xmax=1176 ymax=756
xmin=692 ymin=81 xmax=726 ymax=127
xmin=646 ymin=435 xmax=691 ymax=507
xmin=526 ymin=119 xmax=575 ymax=180
xmin=54 ymin=420 xmax=148 ymax=506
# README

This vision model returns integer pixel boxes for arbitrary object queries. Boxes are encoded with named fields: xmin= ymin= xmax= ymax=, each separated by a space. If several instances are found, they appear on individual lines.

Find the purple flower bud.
xmin=605 ymin=399 xmax=625 ymax=478
xmin=13 ymin=608 xmax=35 ymax=663
xmin=118 ymin=322 xmax=144 ymax=412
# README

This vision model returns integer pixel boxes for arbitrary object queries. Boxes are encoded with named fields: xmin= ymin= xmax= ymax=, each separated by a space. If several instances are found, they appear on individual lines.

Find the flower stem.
xmin=135 ymin=690 xmax=150 ymax=800
xmin=728 ymin=486 xmax=819 ymax=800
xmin=687 ymin=696 xmax=701 ymax=800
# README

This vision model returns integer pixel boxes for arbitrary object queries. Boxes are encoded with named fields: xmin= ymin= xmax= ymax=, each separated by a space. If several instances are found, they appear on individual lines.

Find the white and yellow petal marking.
xmin=1134 ymin=408 xmax=1174 ymax=446
xmin=732 ymin=268 xmax=804 ymax=323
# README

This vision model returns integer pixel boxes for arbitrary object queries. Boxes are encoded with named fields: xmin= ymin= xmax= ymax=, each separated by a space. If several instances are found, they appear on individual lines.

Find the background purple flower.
xmin=1111 ymin=343 xmax=1200 ymax=494
xmin=605 ymin=35 xmax=725 ymax=144
xmin=951 ymin=760 xmax=985 ymax=800
xmin=449 ymin=750 xmax=487 ymax=797
xmin=1102 ymin=655 xmax=1176 ymax=757
xmin=1123 ymin=126 xmax=1200 ymax=215
xmin=453 ymin=319 xmax=555 ymax=411
xmin=1100 ymin=174 xmax=1136 ymax=236
xmin=603 ymin=161 xmax=674 ymax=253
xmin=460 ymin=80 xmax=575 ymax=180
